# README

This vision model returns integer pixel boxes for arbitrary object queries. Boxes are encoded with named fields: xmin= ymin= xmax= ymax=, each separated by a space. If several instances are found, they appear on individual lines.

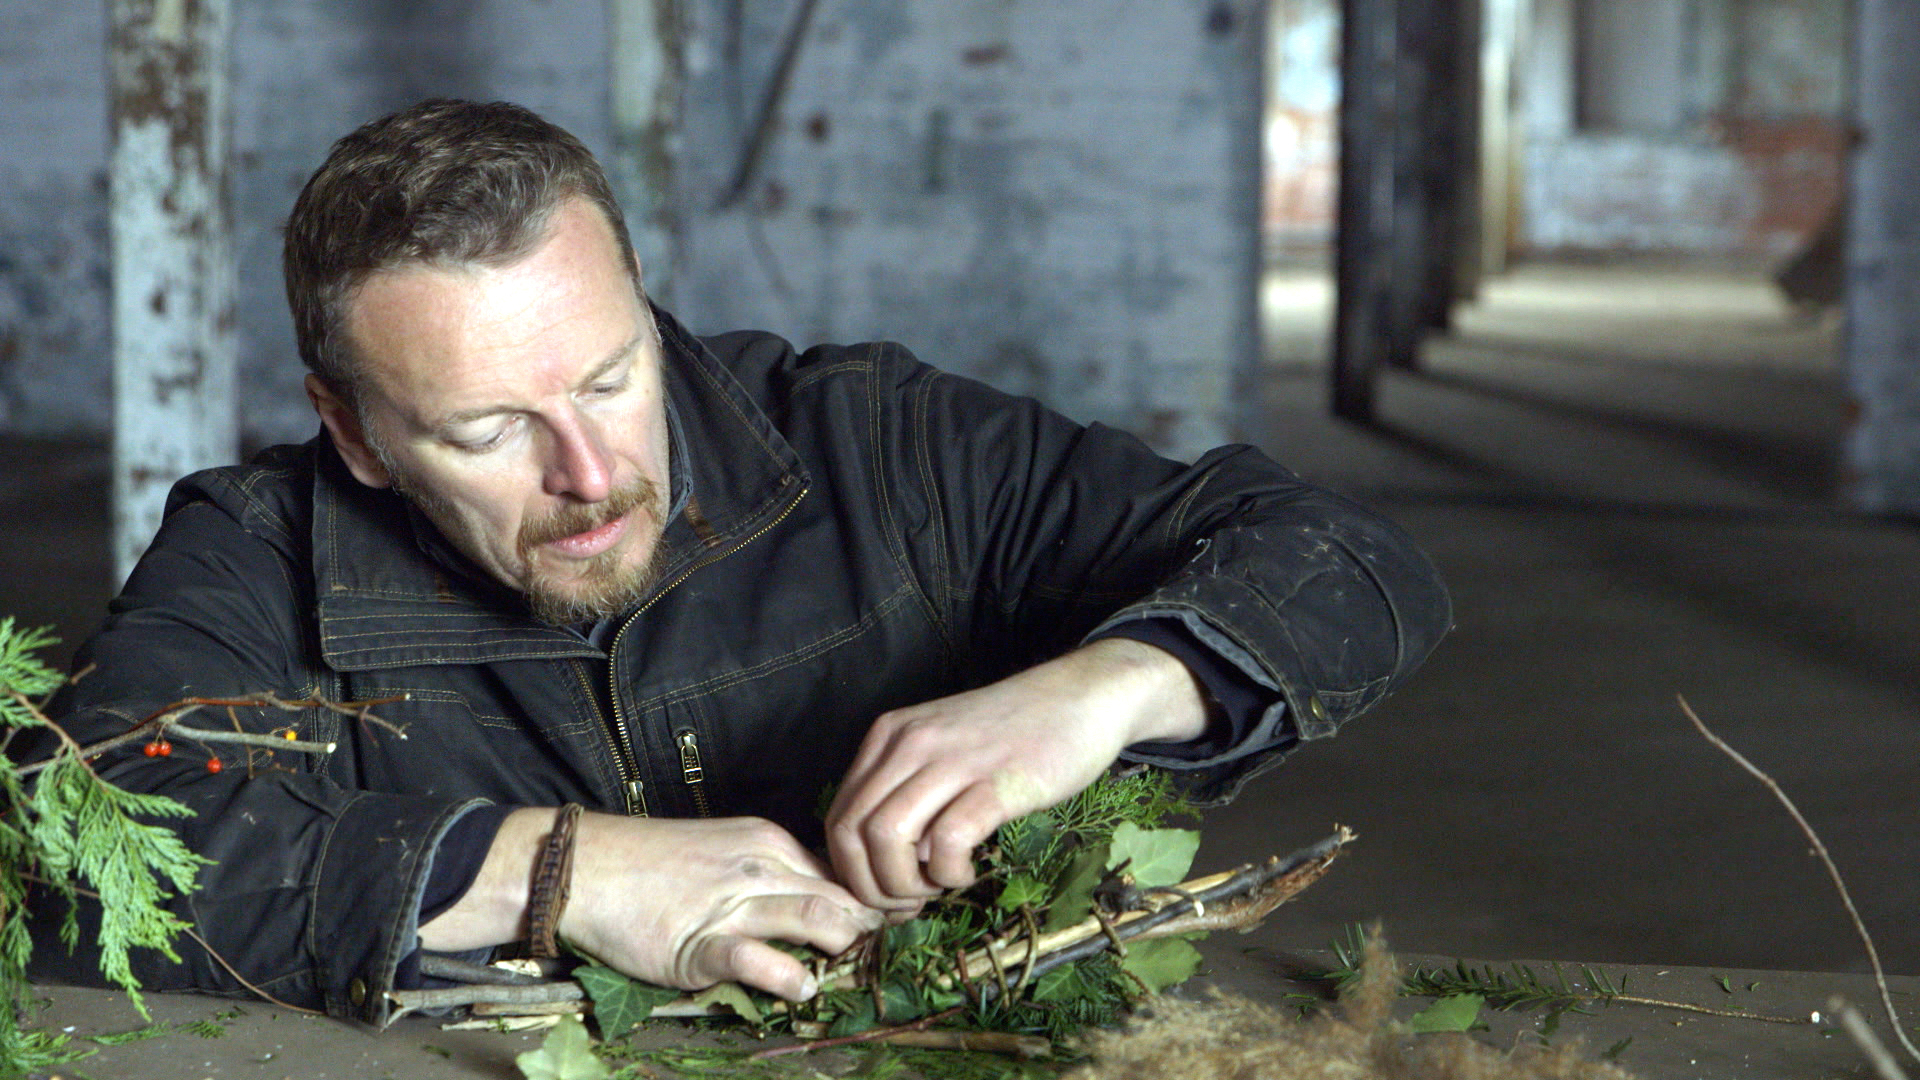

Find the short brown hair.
xmin=283 ymin=99 xmax=637 ymax=400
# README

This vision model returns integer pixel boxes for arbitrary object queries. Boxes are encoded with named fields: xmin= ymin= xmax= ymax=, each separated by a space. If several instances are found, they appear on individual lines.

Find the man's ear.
xmin=305 ymin=373 xmax=393 ymax=488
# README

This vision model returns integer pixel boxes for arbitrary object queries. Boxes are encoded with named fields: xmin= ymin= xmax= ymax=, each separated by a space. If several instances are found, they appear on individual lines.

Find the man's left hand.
xmin=824 ymin=636 xmax=1209 ymax=911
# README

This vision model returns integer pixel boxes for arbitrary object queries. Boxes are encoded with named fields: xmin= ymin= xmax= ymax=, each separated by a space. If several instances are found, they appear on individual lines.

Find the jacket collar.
xmin=311 ymin=305 xmax=808 ymax=672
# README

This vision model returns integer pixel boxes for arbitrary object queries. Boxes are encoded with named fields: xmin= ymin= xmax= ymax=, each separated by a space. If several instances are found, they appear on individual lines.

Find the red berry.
xmin=205 ymin=757 xmax=223 ymax=774
xmin=144 ymin=742 xmax=161 ymax=757
xmin=155 ymin=740 xmax=172 ymax=757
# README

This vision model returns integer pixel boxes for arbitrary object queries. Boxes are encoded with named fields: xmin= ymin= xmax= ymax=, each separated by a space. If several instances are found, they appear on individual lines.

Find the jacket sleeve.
xmin=886 ymin=346 xmax=1451 ymax=801
xmin=19 ymin=472 xmax=483 ymax=1024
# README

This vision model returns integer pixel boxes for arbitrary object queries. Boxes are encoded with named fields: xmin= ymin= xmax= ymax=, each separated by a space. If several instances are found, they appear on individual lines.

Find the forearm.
xmin=1067 ymin=636 xmax=1210 ymax=747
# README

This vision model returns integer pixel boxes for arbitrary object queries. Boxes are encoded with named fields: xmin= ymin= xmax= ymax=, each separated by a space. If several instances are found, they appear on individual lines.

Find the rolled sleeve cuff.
xmin=1089 ymin=613 xmax=1294 ymax=770
xmin=310 ymin=791 xmax=491 ymax=1025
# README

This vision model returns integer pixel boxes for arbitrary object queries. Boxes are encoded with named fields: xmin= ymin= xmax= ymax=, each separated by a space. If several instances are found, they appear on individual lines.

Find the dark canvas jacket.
xmin=26 ymin=309 xmax=1449 ymax=1023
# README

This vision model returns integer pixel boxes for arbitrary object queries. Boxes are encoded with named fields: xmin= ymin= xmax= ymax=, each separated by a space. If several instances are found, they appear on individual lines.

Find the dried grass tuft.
xmin=1066 ymin=930 xmax=1639 ymax=1080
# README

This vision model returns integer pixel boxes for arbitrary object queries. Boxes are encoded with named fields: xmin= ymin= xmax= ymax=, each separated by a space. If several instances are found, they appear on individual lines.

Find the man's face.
xmin=320 ymin=197 xmax=671 ymax=625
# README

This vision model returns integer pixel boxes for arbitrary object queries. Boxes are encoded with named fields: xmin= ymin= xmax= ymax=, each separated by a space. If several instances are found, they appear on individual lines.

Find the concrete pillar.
xmin=109 ymin=0 xmax=237 ymax=583
xmin=608 ymin=0 xmax=685 ymax=302
xmin=1333 ymin=0 xmax=1398 ymax=421
xmin=1845 ymin=0 xmax=1920 ymax=515
xmin=1477 ymin=0 xmax=1522 ymax=274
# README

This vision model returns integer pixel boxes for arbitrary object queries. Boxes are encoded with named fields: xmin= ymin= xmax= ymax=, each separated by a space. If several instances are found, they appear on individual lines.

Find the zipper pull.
xmin=676 ymin=729 xmax=713 ymax=817
xmin=677 ymin=730 xmax=704 ymax=784
xmin=623 ymin=779 xmax=649 ymax=818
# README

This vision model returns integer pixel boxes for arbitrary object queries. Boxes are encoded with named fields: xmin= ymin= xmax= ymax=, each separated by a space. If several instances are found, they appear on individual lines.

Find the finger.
xmin=688 ymin=934 xmax=820 ymax=1001
xmin=856 ymin=765 xmax=967 ymax=903
xmin=827 ymin=761 xmax=931 ymax=911
xmin=827 ymin=712 xmax=908 ymax=824
xmin=726 ymin=891 xmax=885 ymax=957
xmin=922 ymin=780 xmax=1005 ymax=889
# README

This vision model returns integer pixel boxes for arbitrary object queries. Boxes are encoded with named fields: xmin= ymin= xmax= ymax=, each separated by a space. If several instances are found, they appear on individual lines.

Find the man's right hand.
xmin=421 ymin=809 xmax=883 ymax=1001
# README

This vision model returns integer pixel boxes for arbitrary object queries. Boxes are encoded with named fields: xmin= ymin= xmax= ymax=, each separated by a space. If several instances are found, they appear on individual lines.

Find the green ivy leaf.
xmin=690 ymin=982 xmax=763 ymax=1025
xmin=1409 ymin=993 xmax=1485 ymax=1033
xmin=574 ymin=964 xmax=679 ymax=1040
xmin=827 ymin=997 xmax=876 ymax=1038
xmin=1119 ymin=937 xmax=1202 ymax=992
xmin=1031 ymin=964 xmax=1095 ymax=1003
xmin=516 ymin=1015 xmax=609 ymax=1080
xmin=1044 ymin=843 xmax=1109 ymax=932
xmin=1107 ymin=823 xmax=1199 ymax=888
xmin=997 ymin=874 xmax=1048 ymax=911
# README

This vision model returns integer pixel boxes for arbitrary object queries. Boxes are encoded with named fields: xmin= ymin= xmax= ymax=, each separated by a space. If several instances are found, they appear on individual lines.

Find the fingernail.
xmin=798 ymin=976 xmax=819 ymax=1000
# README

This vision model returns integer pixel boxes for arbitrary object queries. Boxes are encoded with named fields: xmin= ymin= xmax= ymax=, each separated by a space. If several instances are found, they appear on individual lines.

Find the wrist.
xmin=417 ymin=806 xmax=549 ymax=952
xmin=1076 ymin=637 xmax=1211 ymax=746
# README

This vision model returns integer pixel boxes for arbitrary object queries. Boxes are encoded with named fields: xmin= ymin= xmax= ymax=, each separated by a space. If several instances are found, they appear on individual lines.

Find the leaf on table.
xmin=574 ymin=964 xmax=679 ymax=1040
xmin=1107 ymin=823 xmax=1199 ymax=888
xmin=690 ymin=981 xmax=763 ymax=1025
xmin=1119 ymin=937 xmax=1203 ymax=993
xmin=1408 ymin=993 xmax=1485 ymax=1033
xmin=1044 ymin=843 xmax=1110 ymax=932
xmin=515 ymin=1015 xmax=609 ymax=1080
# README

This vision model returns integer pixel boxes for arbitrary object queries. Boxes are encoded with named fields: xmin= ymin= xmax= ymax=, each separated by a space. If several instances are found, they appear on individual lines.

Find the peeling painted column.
xmin=608 ymin=0 xmax=684 ymax=301
xmin=109 ymin=0 xmax=236 ymax=582
xmin=1846 ymin=0 xmax=1920 ymax=514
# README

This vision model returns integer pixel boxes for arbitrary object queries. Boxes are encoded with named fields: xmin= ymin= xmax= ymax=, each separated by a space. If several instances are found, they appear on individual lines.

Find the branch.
xmin=15 ymin=692 xmax=408 ymax=777
xmin=750 ymin=1005 xmax=965 ymax=1061
xmin=920 ymin=828 xmax=1355 ymax=998
xmin=1680 ymin=695 xmax=1920 ymax=1065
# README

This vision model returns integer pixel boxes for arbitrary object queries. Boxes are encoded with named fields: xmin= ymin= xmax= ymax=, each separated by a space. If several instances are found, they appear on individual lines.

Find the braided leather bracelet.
xmin=526 ymin=803 xmax=584 ymax=958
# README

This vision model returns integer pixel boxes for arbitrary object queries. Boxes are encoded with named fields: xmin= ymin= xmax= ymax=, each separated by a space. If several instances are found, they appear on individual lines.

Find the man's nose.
xmin=542 ymin=414 xmax=614 ymax=502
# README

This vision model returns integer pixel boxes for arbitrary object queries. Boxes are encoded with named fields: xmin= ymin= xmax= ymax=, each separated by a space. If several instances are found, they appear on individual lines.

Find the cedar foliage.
xmin=0 ymin=618 xmax=209 ymax=1077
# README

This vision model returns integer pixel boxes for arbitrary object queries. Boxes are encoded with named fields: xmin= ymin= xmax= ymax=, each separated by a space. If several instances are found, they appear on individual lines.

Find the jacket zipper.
xmin=574 ymin=661 xmax=649 ymax=817
xmin=604 ymin=482 xmax=808 ymax=820
xmin=676 ymin=729 xmax=712 ymax=817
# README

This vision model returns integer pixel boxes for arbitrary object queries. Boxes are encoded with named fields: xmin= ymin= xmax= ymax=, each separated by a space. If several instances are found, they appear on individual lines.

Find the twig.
xmin=179 ymin=925 xmax=325 ymax=1016
xmin=418 ymin=954 xmax=546 ymax=986
xmin=168 ymin=724 xmax=335 ymax=754
xmin=14 ymin=692 xmax=406 ymax=776
xmin=1603 ymin=993 xmax=1806 ymax=1024
xmin=749 ymin=1005 xmax=965 ymax=1060
xmin=1680 ymin=695 xmax=1920 ymax=1065
xmin=1834 ymin=996 xmax=1914 ymax=1080
xmin=387 ymin=981 xmax=585 ymax=1023
xmin=875 ymin=1028 xmax=1051 ymax=1058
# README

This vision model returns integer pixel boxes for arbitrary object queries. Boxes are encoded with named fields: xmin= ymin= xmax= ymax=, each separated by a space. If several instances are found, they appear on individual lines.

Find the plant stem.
xmin=749 ymin=1005 xmax=965 ymax=1060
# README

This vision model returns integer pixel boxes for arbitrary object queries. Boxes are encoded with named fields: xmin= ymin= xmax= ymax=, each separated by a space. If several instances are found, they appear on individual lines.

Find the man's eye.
xmin=448 ymin=420 xmax=514 ymax=452
xmin=587 ymin=376 xmax=629 ymax=398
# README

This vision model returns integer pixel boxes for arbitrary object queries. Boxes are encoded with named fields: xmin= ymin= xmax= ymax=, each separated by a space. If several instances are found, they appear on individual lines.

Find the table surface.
xmin=28 ymin=942 xmax=1917 ymax=1079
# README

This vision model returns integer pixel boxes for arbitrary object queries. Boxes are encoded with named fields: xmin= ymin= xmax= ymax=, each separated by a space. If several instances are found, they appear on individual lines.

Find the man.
xmin=29 ymin=99 xmax=1448 ymax=1023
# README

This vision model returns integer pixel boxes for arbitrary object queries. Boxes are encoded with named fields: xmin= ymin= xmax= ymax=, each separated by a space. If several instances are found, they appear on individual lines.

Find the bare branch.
xmin=1680 ymin=695 xmax=1920 ymax=1065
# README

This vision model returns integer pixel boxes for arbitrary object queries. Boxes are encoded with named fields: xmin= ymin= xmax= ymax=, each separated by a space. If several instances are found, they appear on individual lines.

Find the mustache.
xmin=517 ymin=477 xmax=661 ymax=552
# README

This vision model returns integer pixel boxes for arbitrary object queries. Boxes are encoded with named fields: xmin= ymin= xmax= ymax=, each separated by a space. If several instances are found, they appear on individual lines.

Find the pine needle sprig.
xmin=1320 ymin=923 xmax=1811 ymax=1026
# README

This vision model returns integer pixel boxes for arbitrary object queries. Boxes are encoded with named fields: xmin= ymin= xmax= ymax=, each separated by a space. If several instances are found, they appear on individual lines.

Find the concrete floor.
xmin=1229 ymin=258 xmax=1918 ymax=978
xmin=4 ymin=257 xmax=1913 ymax=990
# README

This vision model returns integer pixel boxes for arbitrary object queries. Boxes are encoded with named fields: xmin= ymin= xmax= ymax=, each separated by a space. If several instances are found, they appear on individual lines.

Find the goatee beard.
xmin=516 ymin=477 xmax=667 ymax=626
